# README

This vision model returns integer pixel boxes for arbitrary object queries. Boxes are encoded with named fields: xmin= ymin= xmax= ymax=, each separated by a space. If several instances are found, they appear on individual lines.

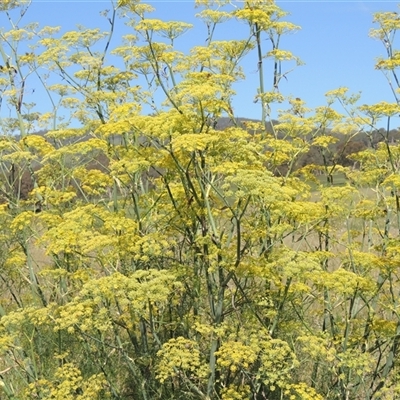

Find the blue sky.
xmin=2 ymin=1 xmax=400 ymax=125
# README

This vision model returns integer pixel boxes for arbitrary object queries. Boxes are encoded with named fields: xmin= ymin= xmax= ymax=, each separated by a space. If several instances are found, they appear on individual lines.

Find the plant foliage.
xmin=0 ymin=1 xmax=400 ymax=399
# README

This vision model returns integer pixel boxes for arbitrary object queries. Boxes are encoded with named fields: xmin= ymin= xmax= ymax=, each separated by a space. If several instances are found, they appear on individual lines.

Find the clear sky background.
xmin=2 ymin=0 xmax=400 ymax=124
